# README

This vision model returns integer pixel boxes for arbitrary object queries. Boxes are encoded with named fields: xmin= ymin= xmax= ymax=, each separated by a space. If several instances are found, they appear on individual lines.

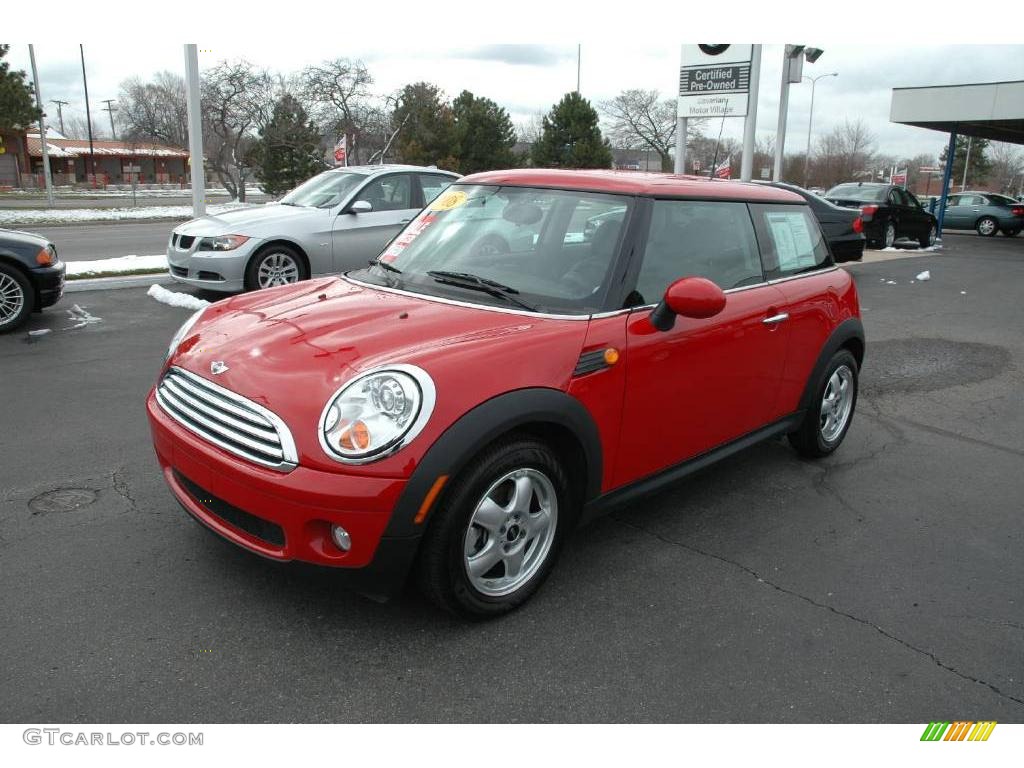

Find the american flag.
xmin=714 ymin=156 xmax=732 ymax=179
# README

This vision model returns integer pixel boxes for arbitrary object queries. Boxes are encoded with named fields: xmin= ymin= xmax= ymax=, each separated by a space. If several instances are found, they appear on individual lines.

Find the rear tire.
xmin=788 ymin=350 xmax=859 ymax=459
xmin=918 ymin=223 xmax=937 ymax=249
xmin=883 ymin=222 xmax=896 ymax=248
xmin=0 ymin=263 xmax=34 ymax=334
xmin=415 ymin=437 xmax=572 ymax=619
xmin=976 ymin=217 xmax=998 ymax=237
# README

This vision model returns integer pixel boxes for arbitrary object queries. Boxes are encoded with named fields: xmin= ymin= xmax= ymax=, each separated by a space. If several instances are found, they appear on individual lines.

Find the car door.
xmin=615 ymin=199 xmax=791 ymax=486
xmin=888 ymin=187 xmax=915 ymax=240
xmin=902 ymin=190 xmax=933 ymax=239
xmin=332 ymin=173 xmax=418 ymax=271
xmin=943 ymin=194 xmax=967 ymax=228
xmin=416 ymin=172 xmax=457 ymax=207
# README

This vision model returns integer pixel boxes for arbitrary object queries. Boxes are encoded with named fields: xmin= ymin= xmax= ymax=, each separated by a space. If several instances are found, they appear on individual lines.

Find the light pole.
xmin=803 ymin=72 xmax=837 ymax=188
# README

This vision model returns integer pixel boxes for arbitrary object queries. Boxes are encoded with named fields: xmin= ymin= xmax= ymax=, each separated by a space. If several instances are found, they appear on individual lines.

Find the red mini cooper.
xmin=148 ymin=170 xmax=864 ymax=618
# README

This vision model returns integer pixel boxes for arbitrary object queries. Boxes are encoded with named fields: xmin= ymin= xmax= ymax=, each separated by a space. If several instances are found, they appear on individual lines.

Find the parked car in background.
xmin=755 ymin=181 xmax=865 ymax=262
xmin=149 ymin=169 xmax=863 ymax=617
xmin=0 ymin=228 xmax=65 ymax=333
xmin=941 ymin=192 xmax=1024 ymax=237
xmin=825 ymin=182 xmax=937 ymax=249
xmin=167 ymin=165 xmax=459 ymax=293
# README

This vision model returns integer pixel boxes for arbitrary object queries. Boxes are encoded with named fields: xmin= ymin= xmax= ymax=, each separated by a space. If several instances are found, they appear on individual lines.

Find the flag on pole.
xmin=714 ymin=156 xmax=732 ymax=179
xmin=334 ymin=136 xmax=348 ymax=167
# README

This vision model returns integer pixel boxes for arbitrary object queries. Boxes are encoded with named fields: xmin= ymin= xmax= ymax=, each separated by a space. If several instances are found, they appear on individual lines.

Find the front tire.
xmin=976 ymin=217 xmax=998 ymax=237
xmin=789 ymin=350 xmax=859 ymax=459
xmin=415 ymin=437 xmax=571 ymax=619
xmin=883 ymin=221 xmax=896 ymax=248
xmin=244 ymin=245 xmax=308 ymax=291
xmin=919 ymin=223 xmax=937 ymax=248
xmin=0 ymin=263 xmax=34 ymax=334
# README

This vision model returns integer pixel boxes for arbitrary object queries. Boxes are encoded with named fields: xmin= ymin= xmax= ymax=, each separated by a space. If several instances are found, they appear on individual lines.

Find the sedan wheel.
xmin=884 ymin=222 xmax=896 ymax=248
xmin=256 ymin=252 xmax=301 ymax=288
xmin=0 ymin=265 xmax=33 ymax=333
xmin=976 ymin=217 xmax=998 ymax=237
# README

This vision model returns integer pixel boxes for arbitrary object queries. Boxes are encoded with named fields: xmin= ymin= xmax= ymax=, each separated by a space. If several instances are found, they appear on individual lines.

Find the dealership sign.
xmin=678 ymin=44 xmax=753 ymax=118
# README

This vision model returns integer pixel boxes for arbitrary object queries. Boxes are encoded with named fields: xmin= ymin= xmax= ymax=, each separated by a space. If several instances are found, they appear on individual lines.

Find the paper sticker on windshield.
xmin=380 ymin=214 xmax=437 ymax=261
xmin=429 ymin=190 xmax=467 ymax=211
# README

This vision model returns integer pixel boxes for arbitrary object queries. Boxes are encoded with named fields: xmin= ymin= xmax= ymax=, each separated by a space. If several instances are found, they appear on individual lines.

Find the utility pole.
xmin=101 ymin=99 xmax=117 ymax=139
xmin=802 ymin=72 xmax=837 ymax=187
xmin=960 ymin=136 xmax=972 ymax=192
xmin=739 ymin=45 xmax=762 ymax=182
xmin=50 ymin=99 xmax=68 ymax=135
xmin=184 ymin=44 xmax=206 ymax=218
xmin=28 ymin=45 xmax=54 ymax=207
xmin=576 ymin=44 xmax=581 ymax=93
xmin=79 ymin=44 xmax=96 ymax=182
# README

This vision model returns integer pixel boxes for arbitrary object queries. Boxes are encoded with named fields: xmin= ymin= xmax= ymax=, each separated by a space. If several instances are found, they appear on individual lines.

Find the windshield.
xmin=354 ymin=184 xmax=632 ymax=314
xmin=826 ymin=184 xmax=888 ymax=203
xmin=280 ymin=171 xmax=367 ymax=208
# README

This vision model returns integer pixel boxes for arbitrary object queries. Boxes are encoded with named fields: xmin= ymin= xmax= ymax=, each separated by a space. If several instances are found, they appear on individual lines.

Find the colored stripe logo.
xmin=920 ymin=721 xmax=997 ymax=741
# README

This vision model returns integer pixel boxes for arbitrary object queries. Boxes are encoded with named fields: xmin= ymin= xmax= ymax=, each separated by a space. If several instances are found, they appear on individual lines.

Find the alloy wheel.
xmin=463 ymin=468 xmax=558 ymax=597
xmin=978 ymin=218 xmax=996 ymax=236
xmin=820 ymin=365 xmax=854 ymax=443
xmin=927 ymin=226 xmax=936 ymax=246
xmin=884 ymin=224 xmax=896 ymax=248
xmin=256 ymin=252 xmax=300 ymax=288
xmin=0 ymin=272 xmax=25 ymax=326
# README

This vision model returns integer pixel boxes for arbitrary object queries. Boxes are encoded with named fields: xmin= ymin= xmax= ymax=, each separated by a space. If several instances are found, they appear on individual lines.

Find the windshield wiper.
xmin=426 ymin=270 xmax=537 ymax=312
xmin=371 ymin=258 xmax=403 ymax=275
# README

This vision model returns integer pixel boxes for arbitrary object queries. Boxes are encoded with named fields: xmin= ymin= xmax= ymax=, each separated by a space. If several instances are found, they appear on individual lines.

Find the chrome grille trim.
xmin=156 ymin=367 xmax=299 ymax=472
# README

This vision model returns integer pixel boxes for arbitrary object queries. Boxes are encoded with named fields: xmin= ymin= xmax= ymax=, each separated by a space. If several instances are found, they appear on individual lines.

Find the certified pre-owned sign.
xmin=678 ymin=44 xmax=753 ymax=119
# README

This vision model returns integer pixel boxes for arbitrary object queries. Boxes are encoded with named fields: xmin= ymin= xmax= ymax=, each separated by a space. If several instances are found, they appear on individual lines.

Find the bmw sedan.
xmin=826 ymin=182 xmax=937 ymax=250
xmin=167 ymin=165 xmax=459 ymax=292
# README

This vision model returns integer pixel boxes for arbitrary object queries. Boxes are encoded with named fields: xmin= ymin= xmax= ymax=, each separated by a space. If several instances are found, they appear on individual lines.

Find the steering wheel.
xmin=470 ymin=233 xmax=511 ymax=259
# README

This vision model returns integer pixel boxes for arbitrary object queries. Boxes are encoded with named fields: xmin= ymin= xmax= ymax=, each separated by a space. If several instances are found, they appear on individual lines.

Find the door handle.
xmin=763 ymin=313 xmax=789 ymax=325
xmin=399 ymin=217 xmax=413 ymax=223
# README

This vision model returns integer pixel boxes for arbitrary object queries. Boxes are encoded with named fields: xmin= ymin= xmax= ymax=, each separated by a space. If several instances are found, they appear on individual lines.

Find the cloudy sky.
xmin=8 ymin=43 xmax=1024 ymax=162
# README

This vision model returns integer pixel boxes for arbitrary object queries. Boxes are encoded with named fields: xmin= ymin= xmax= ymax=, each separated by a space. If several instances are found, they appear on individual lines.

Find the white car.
xmin=167 ymin=165 xmax=459 ymax=292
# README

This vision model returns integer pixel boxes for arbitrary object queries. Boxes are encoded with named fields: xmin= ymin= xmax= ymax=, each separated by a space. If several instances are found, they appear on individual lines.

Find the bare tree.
xmin=600 ymin=89 xmax=704 ymax=172
xmin=201 ymin=60 xmax=277 ymax=201
xmin=64 ymin=114 xmax=106 ymax=140
xmin=117 ymin=72 xmax=188 ymax=148
xmin=298 ymin=58 xmax=375 ymax=165
xmin=813 ymin=119 xmax=876 ymax=188
xmin=988 ymin=141 xmax=1024 ymax=194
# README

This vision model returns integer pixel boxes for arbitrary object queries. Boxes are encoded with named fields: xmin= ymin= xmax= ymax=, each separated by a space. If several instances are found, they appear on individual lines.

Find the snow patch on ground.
xmin=916 ymin=270 xmax=931 ymax=281
xmin=147 ymin=284 xmax=210 ymax=311
xmin=0 ymin=201 xmax=253 ymax=226
xmin=66 ymin=254 xmax=167 ymax=276
xmin=65 ymin=304 xmax=103 ymax=329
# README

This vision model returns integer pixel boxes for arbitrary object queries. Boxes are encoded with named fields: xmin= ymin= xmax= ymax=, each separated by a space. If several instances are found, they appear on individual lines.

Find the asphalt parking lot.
xmin=1 ymin=233 xmax=1022 ymax=723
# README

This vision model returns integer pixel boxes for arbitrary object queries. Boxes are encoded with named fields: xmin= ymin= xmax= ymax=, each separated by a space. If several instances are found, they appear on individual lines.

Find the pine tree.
xmin=252 ymin=94 xmax=324 ymax=197
xmin=939 ymin=135 xmax=992 ymax=187
xmin=0 ymin=44 xmax=41 ymax=132
xmin=451 ymin=91 xmax=516 ymax=175
xmin=531 ymin=92 xmax=612 ymax=169
xmin=392 ymin=82 xmax=456 ymax=169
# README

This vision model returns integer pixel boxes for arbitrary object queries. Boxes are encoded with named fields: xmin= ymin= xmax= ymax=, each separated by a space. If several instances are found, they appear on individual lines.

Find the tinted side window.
xmin=355 ymin=175 xmax=412 ymax=211
xmin=754 ymin=205 xmax=832 ymax=279
xmin=418 ymin=173 xmax=455 ymax=205
xmin=634 ymin=200 xmax=762 ymax=303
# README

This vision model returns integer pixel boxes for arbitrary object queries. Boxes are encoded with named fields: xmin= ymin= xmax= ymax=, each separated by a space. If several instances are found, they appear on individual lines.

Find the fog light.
xmin=330 ymin=525 xmax=352 ymax=552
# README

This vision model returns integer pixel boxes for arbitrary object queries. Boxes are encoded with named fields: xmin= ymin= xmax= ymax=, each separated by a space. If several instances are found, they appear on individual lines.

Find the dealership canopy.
xmin=890 ymin=80 xmax=1024 ymax=145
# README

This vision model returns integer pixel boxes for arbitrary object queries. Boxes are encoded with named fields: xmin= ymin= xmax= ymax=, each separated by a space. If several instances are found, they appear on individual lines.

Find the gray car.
xmin=167 ymin=165 xmax=459 ymax=292
xmin=941 ymin=191 xmax=1024 ymax=237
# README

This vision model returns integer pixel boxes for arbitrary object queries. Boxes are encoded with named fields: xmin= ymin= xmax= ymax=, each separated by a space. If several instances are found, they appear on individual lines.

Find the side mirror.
xmin=649 ymin=277 xmax=726 ymax=331
xmin=349 ymin=200 xmax=373 ymax=214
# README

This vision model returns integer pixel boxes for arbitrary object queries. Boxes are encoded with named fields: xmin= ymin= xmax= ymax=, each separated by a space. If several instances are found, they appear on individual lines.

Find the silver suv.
xmin=167 ymin=165 xmax=459 ymax=292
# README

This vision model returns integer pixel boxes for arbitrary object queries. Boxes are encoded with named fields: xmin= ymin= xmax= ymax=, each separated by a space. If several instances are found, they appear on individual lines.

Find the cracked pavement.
xmin=1 ymin=232 xmax=1022 ymax=722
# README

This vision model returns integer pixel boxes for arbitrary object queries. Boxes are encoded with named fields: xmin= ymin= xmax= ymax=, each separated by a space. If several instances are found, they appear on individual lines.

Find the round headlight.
xmin=319 ymin=364 xmax=436 ymax=463
xmin=166 ymin=308 xmax=204 ymax=360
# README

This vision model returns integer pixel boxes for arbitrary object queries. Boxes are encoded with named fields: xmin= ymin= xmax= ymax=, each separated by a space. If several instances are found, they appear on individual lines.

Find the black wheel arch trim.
xmin=797 ymin=317 xmax=865 ymax=413
xmin=383 ymin=387 xmax=603 ymax=541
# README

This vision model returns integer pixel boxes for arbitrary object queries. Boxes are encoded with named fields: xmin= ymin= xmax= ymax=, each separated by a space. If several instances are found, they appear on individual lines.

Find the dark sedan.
xmin=826 ymin=182 xmax=937 ymax=250
xmin=0 ymin=228 xmax=66 ymax=333
xmin=757 ymin=181 xmax=865 ymax=262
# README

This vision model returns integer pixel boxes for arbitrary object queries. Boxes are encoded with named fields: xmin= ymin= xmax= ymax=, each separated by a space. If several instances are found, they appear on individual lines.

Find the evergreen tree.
xmin=451 ymin=91 xmax=516 ymax=175
xmin=531 ymin=92 xmax=612 ymax=169
xmin=940 ymin=135 xmax=992 ymax=187
xmin=0 ymin=44 xmax=42 ymax=132
xmin=392 ymin=82 xmax=456 ymax=169
xmin=252 ymin=94 xmax=324 ymax=197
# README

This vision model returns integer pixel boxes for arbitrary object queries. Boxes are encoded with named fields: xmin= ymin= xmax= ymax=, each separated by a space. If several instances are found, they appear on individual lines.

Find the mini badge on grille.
xmin=210 ymin=360 xmax=229 ymax=375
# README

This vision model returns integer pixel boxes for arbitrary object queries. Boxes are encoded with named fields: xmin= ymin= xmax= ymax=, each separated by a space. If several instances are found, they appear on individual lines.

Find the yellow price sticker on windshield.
xmin=429 ymin=190 xmax=467 ymax=211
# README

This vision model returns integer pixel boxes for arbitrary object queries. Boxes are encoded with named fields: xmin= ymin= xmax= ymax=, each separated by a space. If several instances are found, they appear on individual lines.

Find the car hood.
xmin=0 ymin=227 xmax=50 ymax=249
xmin=174 ymin=204 xmax=328 ymax=237
xmin=168 ymin=277 xmax=589 ymax=470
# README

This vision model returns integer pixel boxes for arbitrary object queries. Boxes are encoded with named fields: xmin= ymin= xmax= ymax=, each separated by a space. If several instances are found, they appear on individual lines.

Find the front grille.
xmin=170 ymin=265 xmax=188 ymax=277
xmin=175 ymin=470 xmax=285 ymax=546
xmin=197 ymin=271 xmax=223 ymax=281
xmin=156 ymin=367 xmax=298 ymax=471
xmin=178 ymin=234 xmax=196 ymax=249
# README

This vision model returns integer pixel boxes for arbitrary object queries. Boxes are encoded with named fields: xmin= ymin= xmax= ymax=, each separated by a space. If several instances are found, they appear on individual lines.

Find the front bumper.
xmin=166 ymin=234 xmax=256 ymax=293
xmin=147 ymin=389 xmax=421 ymax=595
xmin=30 ymin=261 xmax=66 ymax=309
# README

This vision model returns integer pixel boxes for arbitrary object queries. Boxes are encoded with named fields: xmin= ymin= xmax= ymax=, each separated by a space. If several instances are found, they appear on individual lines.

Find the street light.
xmin=803 ymin=72 xmax=838 ymax=188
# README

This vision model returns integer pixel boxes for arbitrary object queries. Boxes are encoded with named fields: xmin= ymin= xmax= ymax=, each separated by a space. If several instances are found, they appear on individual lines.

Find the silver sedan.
xmin=167 ymin=165 xmax=459 ymax=292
